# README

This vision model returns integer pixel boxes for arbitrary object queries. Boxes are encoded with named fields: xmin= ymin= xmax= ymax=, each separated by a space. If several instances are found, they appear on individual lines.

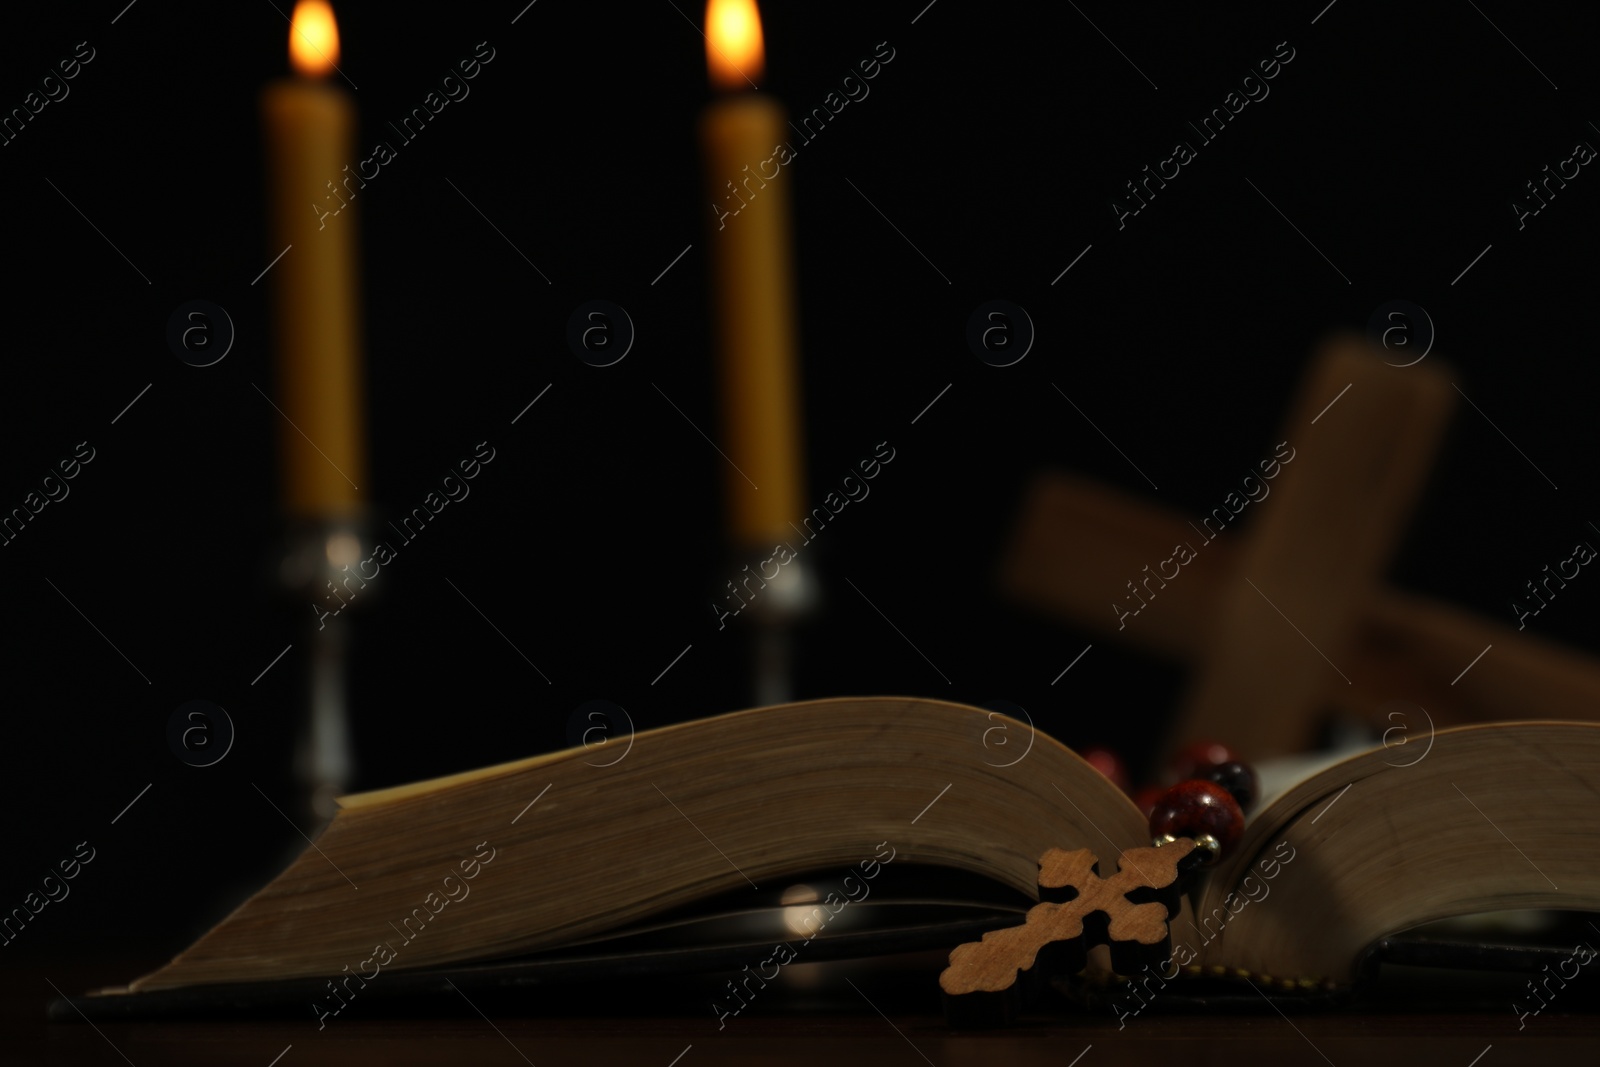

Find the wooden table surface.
xmin=9 ymin=953 xmax=1595 ymax=1065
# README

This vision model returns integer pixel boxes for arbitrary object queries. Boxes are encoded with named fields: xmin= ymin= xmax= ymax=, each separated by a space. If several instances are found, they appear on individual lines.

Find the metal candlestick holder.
xmin=277 ymin=513 xmax=373 ymax=825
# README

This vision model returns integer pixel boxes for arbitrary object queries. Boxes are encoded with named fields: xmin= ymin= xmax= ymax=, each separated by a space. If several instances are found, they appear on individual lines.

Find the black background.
xmin=2 ymin=0 xmax=1596 ymax=960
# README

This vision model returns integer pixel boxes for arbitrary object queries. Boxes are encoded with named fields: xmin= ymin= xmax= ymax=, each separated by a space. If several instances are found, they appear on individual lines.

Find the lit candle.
xmin=701 ymin=0 xmax=804 ymax=548
xmin=262 ymin=0 xmax=366 ymax=520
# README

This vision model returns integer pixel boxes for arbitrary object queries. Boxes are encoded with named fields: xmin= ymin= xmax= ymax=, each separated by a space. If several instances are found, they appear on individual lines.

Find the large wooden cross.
xmin=1002 ymin=334 xmax=1600 ymax=758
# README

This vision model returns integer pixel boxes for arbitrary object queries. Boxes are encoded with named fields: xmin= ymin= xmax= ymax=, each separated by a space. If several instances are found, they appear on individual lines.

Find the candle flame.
xmin=289 ymin=0 xmax=341 ymax=78
xmin=705 ymin=0 xmax=764 ymax=90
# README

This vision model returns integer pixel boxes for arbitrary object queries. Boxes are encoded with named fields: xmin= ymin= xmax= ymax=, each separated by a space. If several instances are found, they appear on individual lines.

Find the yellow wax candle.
xmin=701 ymin=0 xmax=804 ymax=547
xmin=262 ymin=0 xmax=366 ymax=520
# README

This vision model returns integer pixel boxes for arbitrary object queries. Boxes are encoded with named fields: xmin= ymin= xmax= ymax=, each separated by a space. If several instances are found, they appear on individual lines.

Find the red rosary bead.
xmin=1132 ymin=784 xmax=1164 ymax=820
xmin=1205 ymin=760 xmax=1258 ymax=811
xmin=1168 ymin=740 xmax=1239 ymax=782
xmin=1078 ymin=745 xmax=1131 ymax=794
xmin=1148 ymin=779 xmax=1244 ymax=860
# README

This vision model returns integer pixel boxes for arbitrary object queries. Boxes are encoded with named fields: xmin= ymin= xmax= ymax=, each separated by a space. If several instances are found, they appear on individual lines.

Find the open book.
xmin=88 ymin=698 xmax=1600 ymax=1006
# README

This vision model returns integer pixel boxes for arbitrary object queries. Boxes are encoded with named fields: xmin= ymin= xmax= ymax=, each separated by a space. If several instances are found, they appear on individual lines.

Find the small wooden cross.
xmin=941 ymin=839 xmax=1200 ymax=1026
xmin=1000 ymin=334 xmax=1600 ymax=758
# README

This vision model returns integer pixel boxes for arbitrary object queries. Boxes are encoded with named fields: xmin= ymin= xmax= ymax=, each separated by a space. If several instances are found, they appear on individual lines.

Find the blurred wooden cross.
xmin=1002 ymin=335 xmax=1600 ymax=759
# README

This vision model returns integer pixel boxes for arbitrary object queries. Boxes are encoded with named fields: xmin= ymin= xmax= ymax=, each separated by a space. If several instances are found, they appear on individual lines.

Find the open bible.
xmin=71 ymin=698 xmax=1600 ymax=1015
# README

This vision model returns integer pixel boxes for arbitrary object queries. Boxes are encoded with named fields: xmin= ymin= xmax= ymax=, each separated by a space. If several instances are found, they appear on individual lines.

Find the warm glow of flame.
xmin=289 ymin=0 xmax=340 ymax=78
xmin=706 ymin=0 xmax=764 ymax=90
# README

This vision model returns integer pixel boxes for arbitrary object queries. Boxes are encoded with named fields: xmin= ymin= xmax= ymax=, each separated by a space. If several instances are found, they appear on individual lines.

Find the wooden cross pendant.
xmin=941 ymin=838 xmax=1200 ymax=1026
